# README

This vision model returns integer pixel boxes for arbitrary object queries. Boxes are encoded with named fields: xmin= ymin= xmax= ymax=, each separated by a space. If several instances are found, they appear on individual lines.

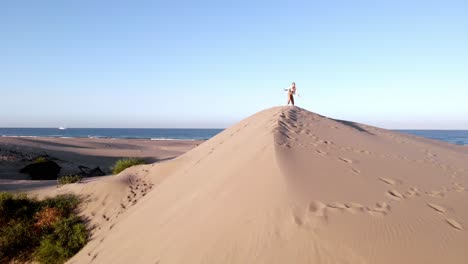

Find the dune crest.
xmin=61 ymin=106 xmax=468 ymax=264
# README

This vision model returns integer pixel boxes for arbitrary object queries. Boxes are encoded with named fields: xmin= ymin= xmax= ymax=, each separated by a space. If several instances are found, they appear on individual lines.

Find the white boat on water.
xmin=58 ymin=126 xmax=67 ymax=130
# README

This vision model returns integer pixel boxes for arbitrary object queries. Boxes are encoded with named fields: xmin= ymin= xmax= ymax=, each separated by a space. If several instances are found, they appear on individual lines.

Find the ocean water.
xmin=397 ymin=130 xmax=468 ymax=146
xmin=0 ymin=128 xmax=223 ymax=140
xmin=0 ymin=128 xmax=467 ymax=145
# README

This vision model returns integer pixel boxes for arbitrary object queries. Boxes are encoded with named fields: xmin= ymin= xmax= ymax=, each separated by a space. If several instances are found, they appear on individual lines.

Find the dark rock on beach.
xmin=19 ymin=160 xmax=62 ymax=180
xmin=78 ymin=165 xmax=106 ymax=177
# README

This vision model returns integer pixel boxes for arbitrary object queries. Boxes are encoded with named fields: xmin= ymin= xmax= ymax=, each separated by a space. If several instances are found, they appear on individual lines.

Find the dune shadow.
xmin=331 ymin=119 xmax=375 ymax=135
xmin=144 ymin=156 xmax=177 ymax=163
xmin=15 ymin=138 xmax=93 ymax=149
xmin=15 ymin=137 xmax=144 ymax=150
xmin=0 ymin=179 xmax=58 ymax=192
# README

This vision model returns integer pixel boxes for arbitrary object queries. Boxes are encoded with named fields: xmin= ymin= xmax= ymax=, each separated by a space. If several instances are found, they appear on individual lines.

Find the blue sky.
xmin=1 ymin=0 xmax=467 ymax=129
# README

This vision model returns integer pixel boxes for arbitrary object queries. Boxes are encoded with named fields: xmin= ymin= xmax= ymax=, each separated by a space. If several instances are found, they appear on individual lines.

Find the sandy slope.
xmin=38 ymin=106 xmax=468 ymax=264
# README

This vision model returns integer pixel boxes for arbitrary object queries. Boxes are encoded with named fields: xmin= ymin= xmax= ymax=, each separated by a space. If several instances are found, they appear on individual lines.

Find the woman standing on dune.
xmin=284 ymin=82 xmax=297 ymax=106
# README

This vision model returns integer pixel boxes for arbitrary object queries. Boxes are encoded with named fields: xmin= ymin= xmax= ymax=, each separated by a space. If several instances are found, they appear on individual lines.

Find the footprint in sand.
xmin=317 ymin=139 xmax=333 ymax=145
xmin=315 ymin=149 xmax=327 ymax=156
xmin=386 ymin=190 xmax=404 ymax=200
xmin=451 ymin=183 xmax=466 ymax=192
xmin=327 ymin=202 xmax=348 ymax=210
xmin=344 ymin=203 xmax=366 ymax=214
xmin=427 ymin=203 xmax=446 ymax=213
xmin=425 ymin=203 xmax=462 ymax=230
xmin=324 ymin=202 xmax=366 ymax=215
xmin=292 ymin=201 xmax=329 ymax=226
xmin=426 ymin=190 xmax=445 ymax=198
xmin=293 ymin=215 xmax=304 ymax=226
xmin=446 ymin=218 xmax=463 ymax=230
xmin=405 ymin=187 xmax=420 ymax=197
xmin=367 ymin=202 xmax=391 ymax=216
xmin=348 ymin=202 xmax=365 ymax=209
xmin=379 ymin=178 xmax=397 ymax=185
xmin=327 ymin=202 xmax=362 ymax=214
xmin=308 ymin=201 xmax=327 ymax=217
xmin=339 ymin=157 xmax=353 ymax=164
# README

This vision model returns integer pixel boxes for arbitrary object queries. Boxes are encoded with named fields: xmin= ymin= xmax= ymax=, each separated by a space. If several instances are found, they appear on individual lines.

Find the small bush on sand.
xmin=112 ymin=158 xmax=146 ymax=174
xmin=34 ymin=207 xmax=62 ymax=229
xmin=0 ymin=192 xmax=37 ymax=226
xmin=58 ymin=175 xmax=82 ymax=185
xmin=0 ymin=192 xmax=88 ymax=264
xmin=0 ymin=221 xmax=38 ymax=261
xmin=34 ymin=157 xmax=48 ymax=163
xmin=40 ymin=194 xmax=80 ymax=217
xmin=35 ymin=216 xmax=88 ymax=264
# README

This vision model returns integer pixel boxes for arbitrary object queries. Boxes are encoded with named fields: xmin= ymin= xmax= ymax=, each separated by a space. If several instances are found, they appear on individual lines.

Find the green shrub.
xmin=0 ymin=192 xmax=38 ymax=226
xmin=35 ymin=216 xmax=88 ymax=264
xmin=34 ymin=157 xmax=48 ymax=163
xmin=112 ymin=158 xmax=146 ymax=174
xmin=0 ymin=221 xmax=38 ymax=262
xmin=0 ymin=192 xmax=88 ymax=264
xmin=40 ymin=194 xmax=81 ymax=217
xmin=58 ymin=175 xmax=82 ymax=185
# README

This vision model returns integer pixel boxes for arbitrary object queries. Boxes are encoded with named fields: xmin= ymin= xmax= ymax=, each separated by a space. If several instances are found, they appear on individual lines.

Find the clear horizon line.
xmin=1 ymin=127 xmax=468 ymax=131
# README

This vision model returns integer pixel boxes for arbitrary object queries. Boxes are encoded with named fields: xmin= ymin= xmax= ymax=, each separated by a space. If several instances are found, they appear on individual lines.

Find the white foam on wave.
xmin=1 ymin=135 xmax=39 ymax=138
xmin=150 ymin=138 xmax=202 ymax=141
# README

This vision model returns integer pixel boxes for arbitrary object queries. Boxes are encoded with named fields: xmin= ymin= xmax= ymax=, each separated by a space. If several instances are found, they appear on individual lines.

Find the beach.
xmin=0 ymin=136 xmax=200 ymax=191
xmin=3 ymin=106 xmax=466 ymax=263
xmin=3 ymin=0 xmax=467 ymax=262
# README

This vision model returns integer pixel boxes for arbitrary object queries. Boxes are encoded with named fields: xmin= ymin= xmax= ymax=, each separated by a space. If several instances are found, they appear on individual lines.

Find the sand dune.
xmin=35 ymin=106 xmax=468 ymax=264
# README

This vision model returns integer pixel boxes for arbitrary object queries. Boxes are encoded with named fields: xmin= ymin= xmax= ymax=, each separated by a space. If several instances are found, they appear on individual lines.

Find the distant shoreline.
xmin=0 ymin=128 xmax=224 ymax=141
xmin=0 ymin=135 xmax=205 ymax=141
xmin=0 ymin=136 xmax=201 ymax=182
xmin=1 ymin=128 xmax=466 ymax=145
xmin=396 ymin=129 xmax=468 ymax=146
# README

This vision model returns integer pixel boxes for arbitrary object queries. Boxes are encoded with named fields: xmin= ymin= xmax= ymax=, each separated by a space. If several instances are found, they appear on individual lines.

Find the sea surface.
xmin=397 ymin=130 xmax=468 ymax=146
xmin=0 ymin=128 xmax=223 ymax=141
xmin=0 ymin=128 xmax=467 ymax=145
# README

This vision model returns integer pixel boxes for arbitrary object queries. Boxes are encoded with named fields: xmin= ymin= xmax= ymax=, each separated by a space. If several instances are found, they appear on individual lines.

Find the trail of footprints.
xmin=300 ymin=164 xmax=466 ymax=231
xmin=425 ymin=202 xmax=463 ymax=230
xmin=279 ymin=109 xmax=466 ymax=231
xmin=101 ymin=175 xmax=155 ymax=226
xmin=293 ymin=200 xmax=393 ymax=227
xmin=99 ymin=175 xmax=155 ymax=225
xmin=125 ymin=176 xmax=154 ymax=206
xmin=296 ymin=187 xmax=464 ymax=231
xmin=314 ymin=174 xmax=465 ymax=230
xmin=85 ymin=174 xmax=156 ymax=262
xmin=283 ymin=112 xmax=465 ymax=228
